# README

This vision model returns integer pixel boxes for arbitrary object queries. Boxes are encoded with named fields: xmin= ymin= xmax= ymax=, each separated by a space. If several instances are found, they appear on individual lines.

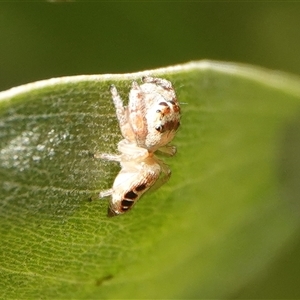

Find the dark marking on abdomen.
xmin=124 ymin=190 xmax=138 ymax=200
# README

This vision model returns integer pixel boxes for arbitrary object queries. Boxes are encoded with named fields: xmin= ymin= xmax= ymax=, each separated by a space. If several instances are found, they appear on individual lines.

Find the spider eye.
xmin=155 ymin=125 xmax=164 ymax=132
xmin=158 ymin=101 xmax=169 ymax=107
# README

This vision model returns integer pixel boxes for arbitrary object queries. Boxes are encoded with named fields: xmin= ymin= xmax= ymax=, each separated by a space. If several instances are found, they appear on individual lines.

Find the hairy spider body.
xmin=99 ymin=76 xmax=180 ymax=216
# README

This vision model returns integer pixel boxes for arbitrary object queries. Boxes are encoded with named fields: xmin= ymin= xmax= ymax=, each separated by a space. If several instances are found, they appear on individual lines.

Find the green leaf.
xmin=1 ymin=61 xmax=300 ymax=299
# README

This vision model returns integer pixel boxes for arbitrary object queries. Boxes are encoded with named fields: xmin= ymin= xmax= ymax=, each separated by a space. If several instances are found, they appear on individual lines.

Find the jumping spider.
xmin=98 ymin=76 xmax=180 ymax=216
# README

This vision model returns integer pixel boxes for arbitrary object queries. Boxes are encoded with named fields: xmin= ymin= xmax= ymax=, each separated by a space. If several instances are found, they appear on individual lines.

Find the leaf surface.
xmin=1 ymin=61 xmax=300 ymax=298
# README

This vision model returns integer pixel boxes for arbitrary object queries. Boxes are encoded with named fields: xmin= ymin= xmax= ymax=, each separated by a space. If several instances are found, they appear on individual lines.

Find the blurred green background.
xmin=1 ymin=2 xmax=300 ymax=298
xmin=1 ymin=2 xmax=300 ymax=92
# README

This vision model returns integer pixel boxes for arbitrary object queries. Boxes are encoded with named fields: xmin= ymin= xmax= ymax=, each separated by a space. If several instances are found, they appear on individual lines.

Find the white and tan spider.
xmin=98 ymin=76 xmax=180 ymax=216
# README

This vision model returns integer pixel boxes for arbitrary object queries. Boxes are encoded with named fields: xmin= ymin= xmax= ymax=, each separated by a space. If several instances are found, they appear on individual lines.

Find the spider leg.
xmin=110 ymin=85 xmax=127 ymax=128
xmin=99 ymin=188 xmax=113 ymax=198
xmin=110 ymin=84 xmax=135 ymax=141
xmin=93 ymin=152 xmax=121 ymax=162
xmin=117 ymin=139 xmax=149 ymax=161
xmin=128 ymin=81 xmax=147 ymax=144
xmin=147 ymin=158 xmax=171 ymax=192
xmin=157 ymin=144 xmax=177 ymax=156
